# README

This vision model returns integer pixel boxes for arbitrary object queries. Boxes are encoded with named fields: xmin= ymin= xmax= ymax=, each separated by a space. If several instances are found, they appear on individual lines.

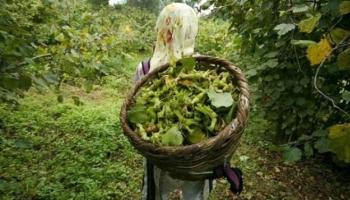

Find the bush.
xmin=0 ymin=0 xmax=156 ymax=103
xmin=212 ymin=0 xmax=350 ymax=163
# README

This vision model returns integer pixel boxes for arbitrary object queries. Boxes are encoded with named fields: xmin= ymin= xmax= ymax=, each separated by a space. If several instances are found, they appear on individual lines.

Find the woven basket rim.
xmin=120 ymin=55 xmax=250 ymax=154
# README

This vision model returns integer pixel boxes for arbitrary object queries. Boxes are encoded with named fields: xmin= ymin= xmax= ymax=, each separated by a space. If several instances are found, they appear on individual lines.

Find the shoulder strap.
xmin=142 ymin=59 xmax=151 ymax=75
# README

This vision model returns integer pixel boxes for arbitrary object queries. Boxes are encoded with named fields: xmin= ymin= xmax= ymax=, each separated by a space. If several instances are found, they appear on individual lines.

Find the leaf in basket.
xmin=161 ymin=125 xmax=183 ymax=146
xmin=224 ymin=102 xmax=237 ymax=123
xmin=188 ymin=127 xmax=207 ymax=144
xmin=207 ymin=89 xmax=234 ymax=108
xmin=127 ymin=104 xmax=149 ymax=124
xmin=180 ymin=57 xmax=196 ymax=73
xmin=178 ymin=79 xmax=193 ymax=87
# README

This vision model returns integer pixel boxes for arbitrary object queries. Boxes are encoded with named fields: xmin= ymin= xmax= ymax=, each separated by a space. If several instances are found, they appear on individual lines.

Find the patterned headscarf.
xmin=150 ymin=3 xmax=198 ymax=71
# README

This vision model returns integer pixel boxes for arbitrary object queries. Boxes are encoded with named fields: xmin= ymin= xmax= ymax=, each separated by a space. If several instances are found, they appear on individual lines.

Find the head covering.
xmin=150 ymin=3 xmax=198 ymax=71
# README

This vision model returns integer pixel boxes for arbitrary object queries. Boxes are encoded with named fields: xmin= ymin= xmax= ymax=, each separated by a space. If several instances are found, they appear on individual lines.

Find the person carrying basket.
xmin=132 ymin=3 xmax=245 ymax=200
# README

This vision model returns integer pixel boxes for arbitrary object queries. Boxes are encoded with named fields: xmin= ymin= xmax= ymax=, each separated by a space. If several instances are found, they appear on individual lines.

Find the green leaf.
xmin=342 ymin=90 xmax=350 ymax=102
xmin=339 ymin=1 xmax=350 ymax=15
xmin=304 ymin=143 xmax=314 ymax=158
xmin=72 ymin=96 xmax=83 ymax=106
xmin=314 ymin=138 xmax=330 ymax=153
xmin=297 ymin=134 xmax=312 ymax=141
xmin=291 ymin=40 xmax=316 ymax=47
xmin=55 ymin=33 xmax=65 ymax=42
xmin=324 ymin=0 xmax=341 ymax=13
xmin=14 ymin=139 xmax=33 ymax=149
xmin=312 ymin=130 xmax=327 ymax=137
xmin=273 ymin=23 xmax=295 ymax=36
xmin=328 ymin=124 xmax=350 ymax=163
xmin=246 ymin=69 xmax=257 ymax=77
xmin=337 ymin=47 xmax=350 ymax=70
xmin=161 ymin=125 xmax=183 ymax=146
xmin=207 ymin=90 xmax=233 ymax=108
xmin=127 ymin=105 xmax=149 ymax=124
xmin=43 ymin=73 xmax=58 ymax=85
xmin=188 ymin=127 xmax=206 ymax=144
xmin=225 ymin=103 xmax=236 ymax=123
xmin=264 ymin=59 xmax=278 ymax=68
xmin=283 ymin=147 xmax=302 ymax=163
xmin=264 ymin=51 xmax=279 ymax=58
xmin=298 ymin=14 xmax=321 ymax=33
xmin=180 ymin=57 xmax=196 ymax=73
xmin=57 ymin=94 xmax=64 ymax=103
xmin=330 ymin=28 xmax=350 ymax=44
xmin=292 ymin=4 xmax=309 ymax=13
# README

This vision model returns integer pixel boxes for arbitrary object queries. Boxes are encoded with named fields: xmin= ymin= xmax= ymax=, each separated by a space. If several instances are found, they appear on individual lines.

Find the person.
xmin=133 ymin=3 xmax=212 ymax=200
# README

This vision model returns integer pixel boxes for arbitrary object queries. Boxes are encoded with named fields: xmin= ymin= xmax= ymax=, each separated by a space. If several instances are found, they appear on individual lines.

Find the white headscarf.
xmin=150 ymin=3 xmax=198 ymax=71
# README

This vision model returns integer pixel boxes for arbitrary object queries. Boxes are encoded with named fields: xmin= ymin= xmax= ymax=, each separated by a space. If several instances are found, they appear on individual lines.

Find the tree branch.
xmin=16 ymin=53 xmax=52 ymax=67
xmin=313 ymin=36 xmax=350 ymax=119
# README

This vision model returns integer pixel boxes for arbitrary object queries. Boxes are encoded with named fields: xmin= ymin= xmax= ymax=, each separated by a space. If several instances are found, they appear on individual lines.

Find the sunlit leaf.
xmin=264 ymin=51 xmax=279 ymax=58
xmin=55 ymin=33 xmax=65 ymax=42
xmin=292 ymin=4 xmax=309 ymax=13
xmin=328 ymin=124 xmax=350 ymax=163
xmin=264 ymin=59 xmax=278 ymax=68
xmin=298 ymin=14 xmax=321 ymax=33
xmin=342 ymin=90 xmax=350 ymax=102
xmin=306 ymin=39 xmax=332 ymax=66
xmin=339 ymin=1 xmax=350 ymax=15
xmin=329 ymin=124 xmax=350 ymax=139
xmin=207 ymin=89 xmax=233 ymax=108
xmin=273 ymin=23 xmax=295 ymax=36
xmin=291 ymin=40 xmax=316 ymax=47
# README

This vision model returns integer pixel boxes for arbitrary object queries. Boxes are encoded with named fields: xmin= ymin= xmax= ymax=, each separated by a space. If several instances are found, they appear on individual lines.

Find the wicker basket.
xmin=120 ymin=55 xmax=249 ymax=181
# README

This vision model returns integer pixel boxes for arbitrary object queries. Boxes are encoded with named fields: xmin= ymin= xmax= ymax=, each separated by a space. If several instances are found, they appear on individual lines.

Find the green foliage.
xmin=212 ymin=0 xmax=350 ymax=163
xmin=161 ymin=125 xmax=184 ymax=146
xmin=283 ymin=147 xmax=302 ymax=163
xmin=328 ymin=124 xmax=350 ymax=163
xmin=0 ymin=0 xmax=156 ymax=103
xmin=196 ymin=18 xmax=241 ymax=58
xmin=127 ymin=0 xmax=160 ymax=13
xmin=0 ymin=88 xmax=142 ymax=199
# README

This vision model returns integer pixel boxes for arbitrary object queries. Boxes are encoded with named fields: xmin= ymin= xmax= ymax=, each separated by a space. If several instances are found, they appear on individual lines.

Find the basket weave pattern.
xmin=120 ymin=55 xmax=250 ymax=180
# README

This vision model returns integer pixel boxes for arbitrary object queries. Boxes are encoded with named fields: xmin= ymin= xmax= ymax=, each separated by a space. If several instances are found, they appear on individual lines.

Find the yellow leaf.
xmin=306 ymin=39 xmax=332 ymax=66
xmin=329 ymin=124 xmax=350 ymax=139
xmin=124 ymin=25 xmax=132 ymax=33
xmin=298 ymin=14 xmax=321 ymax=33
xmin=339 ymin=1 xmax=350 ymax=15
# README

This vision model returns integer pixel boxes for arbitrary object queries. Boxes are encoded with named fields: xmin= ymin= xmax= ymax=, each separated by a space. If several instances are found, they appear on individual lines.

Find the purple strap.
xmin=142 ymin=59 xmax=151 ymax=75
xmin=214 ymin=166 xmax=243 ymax=194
